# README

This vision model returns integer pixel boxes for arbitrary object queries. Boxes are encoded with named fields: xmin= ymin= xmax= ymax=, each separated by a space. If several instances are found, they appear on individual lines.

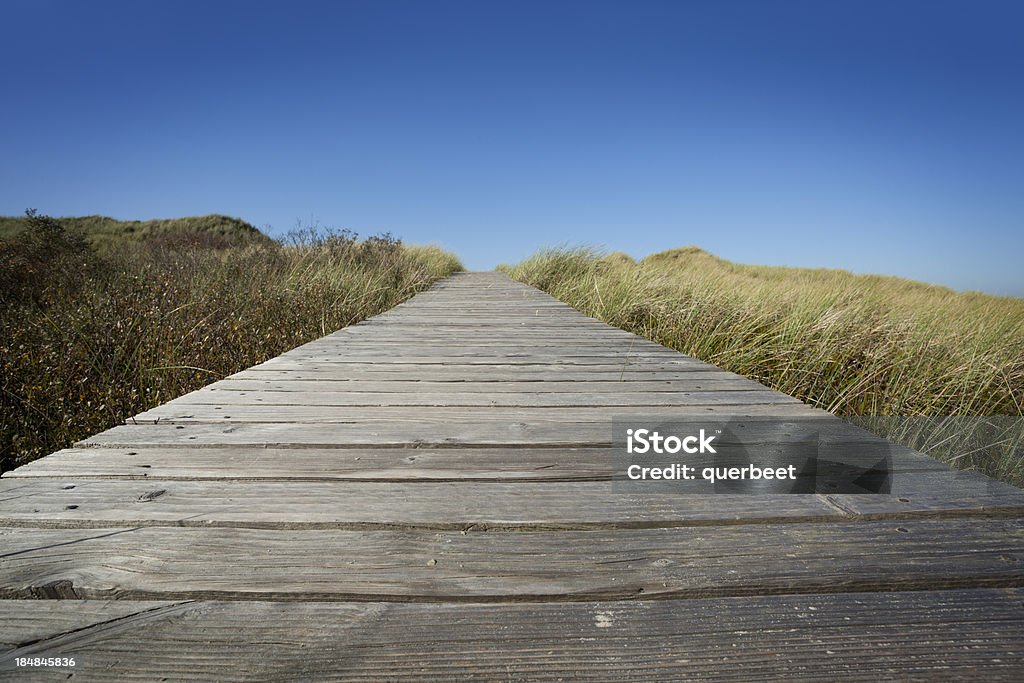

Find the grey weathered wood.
xmin=4 ymin=442 xmax=953 ymax=481
xmin=194 ymin=377 xmax=779 ymax=393
xmin=130 ymin=399 xmax=807 ymax=424
xmin=4 ymin=590 xmax=1024 ymax=681
xmin=1 ymin=519 xmax=1023 ymax=601
xmin=231 ymin=367 xmax=739 ymax=381
xmin=147 ymin=384 xmax=792 ymax=405
xmin=283 ymin=336 xmax=672 ymax=345
xmin=0 ymin=600 xmax=175 ymax=651
xmin=0 ymin=479 xmax=846 ymax=528
xmin=268 ymin=341 xmax=681 ymax=352
xmin=239 ymin=359 xmax=714 ymax=368
xmin=84 ymin=416 xmax=902 ymax=448
xmin=80 ymin=414 xmax=923 ymax=448
xmin=149 ymin=390 xmax=818 ymax=408
xmin=2 ymin=477 xmax=1020 ymax=529
xmin=1 ymin=447 xmax=620 ymax=481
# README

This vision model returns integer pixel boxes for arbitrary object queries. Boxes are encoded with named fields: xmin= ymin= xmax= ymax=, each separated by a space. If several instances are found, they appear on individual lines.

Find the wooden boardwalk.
xmin=2 ymin=271 xmax=1024 ymax=680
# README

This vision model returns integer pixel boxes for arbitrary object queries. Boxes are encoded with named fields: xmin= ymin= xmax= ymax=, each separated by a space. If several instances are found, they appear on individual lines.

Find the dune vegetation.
xmin=0 ymin=213 xmax=273 ymax=250
xmin=0 ymin=211 xmax=462 ymax=473
xmin=502 ymin=247 xmax=1024 ymax=485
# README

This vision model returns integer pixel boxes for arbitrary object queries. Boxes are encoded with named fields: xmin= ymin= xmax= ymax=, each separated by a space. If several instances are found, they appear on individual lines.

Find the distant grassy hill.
xmin=640 ymin=246 xmax=968 ymax=297
xmin=0 ymin=213 xmax=271 ymax=249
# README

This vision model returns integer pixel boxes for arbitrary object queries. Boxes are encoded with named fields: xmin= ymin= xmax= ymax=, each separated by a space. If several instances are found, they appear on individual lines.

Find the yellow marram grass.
xmin=502 ymin=247 xmax=1024 ymax=485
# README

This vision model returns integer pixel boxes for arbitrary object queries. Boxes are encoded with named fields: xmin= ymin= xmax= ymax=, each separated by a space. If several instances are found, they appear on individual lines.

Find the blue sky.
xmin=2 ymin=1 xmax=1022 ymax=295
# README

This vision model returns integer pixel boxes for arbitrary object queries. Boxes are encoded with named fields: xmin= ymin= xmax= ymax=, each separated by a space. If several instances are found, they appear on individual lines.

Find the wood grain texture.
xmin=130 ymin=399 xmax=808 ymax=424
xmin=201 ymin=378 xmax=771 ymax=393
xmin=1 ymin=519 xmax=1023 ymax=601
xmin=3 ymin=590 xmax=1024 ymax=681
xmin=80 ymin=414 xmax=926 ymax=448
xmin=2 ymin=447 xmax=621 ymax=481
xmin=164 ymin=389 xmax=791 ymax=407
xmin=0 ymin=479 xmax=844 ymax=528
xmin=5 ymin=441 xmax=952 ymax=481
xmin=229 ymin=367 xmax=738 ymax=381
xmin=3 ymin=476 xmax=1021 ymax=530
xmin=0 ymin=600 xmax=175 ymax=652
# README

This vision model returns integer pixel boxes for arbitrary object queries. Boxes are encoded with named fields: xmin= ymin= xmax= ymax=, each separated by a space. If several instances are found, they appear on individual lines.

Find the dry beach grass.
xmin=502 ymin=247 xmax=1024 ymax=485
xmin=0 ymin=212 xmax=462 ymax=473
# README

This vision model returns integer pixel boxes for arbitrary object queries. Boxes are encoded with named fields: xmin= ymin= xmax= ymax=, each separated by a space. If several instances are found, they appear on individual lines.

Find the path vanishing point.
xmin=2 ymin=272 xmax=1024 ymax=680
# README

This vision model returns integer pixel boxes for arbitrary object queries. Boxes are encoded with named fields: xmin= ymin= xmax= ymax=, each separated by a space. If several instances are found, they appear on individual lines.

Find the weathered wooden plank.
xmin=197 ymin=377 xmax=773 ymax=393
xmin=337 ymin=326 xmax=639 ymax=334
xmin=0 ymin=479 xmax=844 ymax=528
xmin=3 ymin=590 xmax=1023 ymax=681
xmin=375 ymin=307 xmax=588 ymax=312
xmin=242 ymin=329 xmax=694 ymax=348
xmin=274 ymin=342 xmax=680 ymax=350
xmin=330 ymin=328 xmax=651 ymax=338
xmin=339 ymin=322 xmax=650 ymax=331
xmin=231 ymin=369 xmax=761 ymax=383
xmin=2 ymin=447 xmax=620 ymax=481
xmin=241 ymin=359 xmax=715 ymax=369
xmin=271 ymin=354 xmax=710 ymax=367
xmin=128 ymin=402 xmax=818 ymax=423
xmin=357 ymin=326 xmax=628 ymax=332
xmin=279 ymin=345 xmax=679 ymax=356
xmin=276 ymin=337 xmax=677 ymax=348
xmin=1 ymin=519 xmax=1023 ymax=601
xmin=327 ymin=338 xmax=687 ymax=350
xmin=372 ymin=312 xmax=599 ymax=319
xmin=834 ymin=485 xmax=1024 ymax=517
xmin=3 ymin=474 xmax=1019 ymax=529
xmin=195 ymin=376 xmax=771 ymax=392
xmin=132 ymin=397 xmax=805 ymax=423
xmin=122 ymin=406 xmax=812 ymax=425
xmin=274 ymin=337 xmax=674 ymax=347
xmin=320 ymin=337 xmax=670 ymax=347
xmin=82 ymin=413 xmax=934 ymax=448
xmin=88 ymin=413 xmax=904 ymax=448
xmin=154 ymin=390 xmax=803 ymax=409
xmin=4 ymin=441 xmax=952 ymax=481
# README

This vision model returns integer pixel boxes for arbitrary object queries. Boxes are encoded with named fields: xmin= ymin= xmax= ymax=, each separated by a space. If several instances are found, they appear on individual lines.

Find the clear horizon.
xmin=2 ymin=0 xmax=1022 ymax=295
